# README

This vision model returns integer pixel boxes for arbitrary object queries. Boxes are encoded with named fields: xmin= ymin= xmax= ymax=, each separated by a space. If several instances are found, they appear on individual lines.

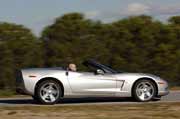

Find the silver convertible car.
xmin=16 ymin=59 xmax=169 ymax=104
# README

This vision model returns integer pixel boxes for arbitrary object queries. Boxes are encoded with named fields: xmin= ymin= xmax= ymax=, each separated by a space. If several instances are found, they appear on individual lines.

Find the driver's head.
xmin=68 ymin=63 xmax=77 ymax=72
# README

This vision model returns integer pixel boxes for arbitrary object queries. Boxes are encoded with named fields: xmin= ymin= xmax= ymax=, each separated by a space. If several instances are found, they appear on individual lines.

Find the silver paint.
xmin=19 ymin=68 xmax=169 ymax=100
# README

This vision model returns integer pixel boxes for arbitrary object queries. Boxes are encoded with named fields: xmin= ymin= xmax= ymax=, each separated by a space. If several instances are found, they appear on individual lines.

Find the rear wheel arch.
xmin=131 ymin=77 xmax=158 ymax=97
xmin=35 ymin=77 xmax=64 ymax=97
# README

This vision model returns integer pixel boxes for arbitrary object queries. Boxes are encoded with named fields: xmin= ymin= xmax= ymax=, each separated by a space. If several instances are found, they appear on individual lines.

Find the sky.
xmin=0 ymin=0 xmax=180 ymax=36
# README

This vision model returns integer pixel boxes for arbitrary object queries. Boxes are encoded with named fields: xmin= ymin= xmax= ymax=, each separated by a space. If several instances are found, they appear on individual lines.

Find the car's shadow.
xmin=0 ymin=97 xmax=134 ymax=105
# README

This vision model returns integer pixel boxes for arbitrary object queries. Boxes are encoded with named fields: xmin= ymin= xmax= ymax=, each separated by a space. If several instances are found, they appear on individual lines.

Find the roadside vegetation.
xmin=170 ymin=87 xmax=180 ymax=91
xmin=0 ymin=13 xmax=180 ymax=92
xmin=0 ymin=90 xmax=15 ymax=97
xmin=0 ymin=102 xmax=180 ymax=119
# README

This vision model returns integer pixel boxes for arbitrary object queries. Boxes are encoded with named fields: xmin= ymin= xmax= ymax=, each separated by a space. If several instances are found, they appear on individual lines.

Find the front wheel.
xmin=152 ymin=96 xmax=161 ymax=101
xmin=35 ymin=80 xmax=62 ymax=105
xmin=133 ymin=79 xmax=156 ymax=102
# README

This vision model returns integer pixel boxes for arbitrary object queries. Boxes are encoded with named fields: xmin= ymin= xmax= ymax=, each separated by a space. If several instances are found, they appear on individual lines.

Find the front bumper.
xmin=158 ymin=90 xmax=169 ymax=96
xmin=157 ymin=80 xmax=169 ymax=96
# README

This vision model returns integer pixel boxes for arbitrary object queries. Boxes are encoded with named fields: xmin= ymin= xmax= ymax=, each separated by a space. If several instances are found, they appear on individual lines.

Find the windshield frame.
xmin=83 ymin=59 xmax=119 ymax=74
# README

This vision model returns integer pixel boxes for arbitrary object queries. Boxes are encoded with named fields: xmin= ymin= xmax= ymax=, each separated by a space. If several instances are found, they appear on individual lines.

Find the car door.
xmin=68 ymin=71 xmax=117 ymax=96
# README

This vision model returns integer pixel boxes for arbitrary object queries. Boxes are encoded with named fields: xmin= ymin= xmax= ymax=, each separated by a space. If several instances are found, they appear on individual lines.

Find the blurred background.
xmin=0 ymin=0 xmax=180 ymax=92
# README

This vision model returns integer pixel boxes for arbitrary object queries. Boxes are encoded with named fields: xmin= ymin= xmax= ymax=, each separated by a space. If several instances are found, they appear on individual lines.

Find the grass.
xmin=0 ymin=90 xmax=16 ymax=97
xmin=170 ymin=86 xmax=180 ymax=91
xmin=0 ymin=90 xmax=28 ymax=98
xmin=0 ymin=102 xmax=180 ymax=119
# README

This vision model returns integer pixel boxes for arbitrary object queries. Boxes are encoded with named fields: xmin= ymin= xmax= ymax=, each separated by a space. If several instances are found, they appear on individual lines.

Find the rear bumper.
xmin=16 ymin=70 xmax=28 ymax=95
xmin=16 ymin=88 xmax=26 ymax=95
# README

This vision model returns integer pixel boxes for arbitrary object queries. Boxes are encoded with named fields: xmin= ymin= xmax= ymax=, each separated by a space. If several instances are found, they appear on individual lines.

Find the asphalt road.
xmin=0 ymin=91 xmax=179 ymax=106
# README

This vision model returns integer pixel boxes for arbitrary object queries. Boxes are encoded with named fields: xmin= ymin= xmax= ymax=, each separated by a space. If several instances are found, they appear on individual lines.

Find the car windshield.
xmin=83 ymin=59 xmax=122 ymax=74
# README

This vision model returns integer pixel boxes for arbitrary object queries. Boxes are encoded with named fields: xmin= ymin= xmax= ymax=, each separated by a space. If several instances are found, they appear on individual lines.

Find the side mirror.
xmin=96 ymin=69 xmax=105 ymax=75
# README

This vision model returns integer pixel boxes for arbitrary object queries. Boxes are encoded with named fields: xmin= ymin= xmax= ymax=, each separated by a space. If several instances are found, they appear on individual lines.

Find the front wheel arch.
xmin=34 ymin=77 xmax=64 ymax=98
xmin=131 ymin=78 xmax=158 ymax=98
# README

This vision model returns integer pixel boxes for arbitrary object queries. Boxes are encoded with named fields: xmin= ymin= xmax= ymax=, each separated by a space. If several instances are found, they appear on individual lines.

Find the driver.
xmin=68 ymin=63 xmax=77 ymax=72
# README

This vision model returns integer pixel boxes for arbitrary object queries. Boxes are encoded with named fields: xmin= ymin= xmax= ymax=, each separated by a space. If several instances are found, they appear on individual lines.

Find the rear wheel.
xmin=32 ymin=95 xmax=39 ymax=102
xmin=35 ymin=80 xmax=62 ymax=105
xmin=133 ymin=79 xmax=156 ymax=102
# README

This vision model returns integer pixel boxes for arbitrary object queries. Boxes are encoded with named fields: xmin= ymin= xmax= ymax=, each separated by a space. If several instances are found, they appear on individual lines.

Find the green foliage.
xmin=169 ymin=16 xmax=180 ymax=25
xmin=42 ymin=13 xmax=180 ymax=86
xmin=0 ymin=22 xmax=44 ymax=89
xmin=41 ymin=13 xmax=109 ymax=69
xmin=1 ymin=13 xmax=180 ymax=89
xmin=0 ymin=89 xmax=16 ymax=97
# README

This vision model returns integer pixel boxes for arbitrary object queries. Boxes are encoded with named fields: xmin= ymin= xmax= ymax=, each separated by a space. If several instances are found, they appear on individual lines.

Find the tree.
xmin=41 ymin=13 xmax=109 ymax=69
xmin=0 ymin=22 xmax=44 ymax=89
xmin=169 ymin=16 xmax=180 ymax=25
xmin=41 ymin=13 xmax=180 ymax=85
xmin=0 ymin=43 xmax=14 ymax=89
xmin=1 ymin=13 xmax=180 ymax=89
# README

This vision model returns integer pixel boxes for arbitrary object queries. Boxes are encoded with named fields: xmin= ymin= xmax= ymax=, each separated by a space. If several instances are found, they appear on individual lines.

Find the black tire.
xmin=35 ymin=80 xmax=62 ymax=105
xmin=132 ymin=79 xmax=157 ymax=102
xmin=32 ymin=95 xmax=39 ymax=102
xmin=152 ymin=96 xmax=161 ymax=101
